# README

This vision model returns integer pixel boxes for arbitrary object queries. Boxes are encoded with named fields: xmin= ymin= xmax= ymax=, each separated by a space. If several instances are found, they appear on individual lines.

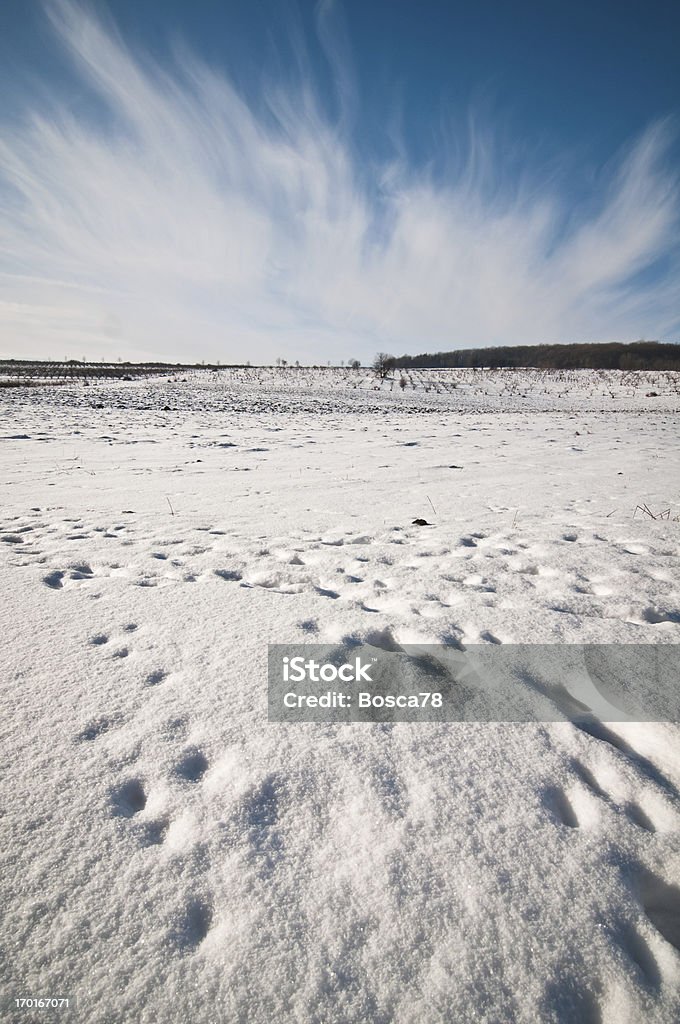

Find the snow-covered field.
xmin=1 ymin=368 xmax=679 ymax=1023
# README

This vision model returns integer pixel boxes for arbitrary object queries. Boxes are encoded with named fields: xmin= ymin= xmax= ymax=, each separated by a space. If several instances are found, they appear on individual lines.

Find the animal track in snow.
xmin=145 ymin=669 xmax=169 ymax=687
xmin=213 ymin=568 xmax=243 ymax=582
xmin=29 ymin=518 xmax=676 ymax=658
xmin=625 ymin=802 xmax=656 ymax=833
xmin=76 ymin=713 xmax=124 ymax=742
xmin=616 ymin=922 xmax=662 ymax=990
xmin=43 ymin=563 xmax=94 ymax=589
xmin=110 ymin=778 xmax=147 ymax=818
xmin=347 ymin=626 xmax=404 ymax=653
xmin=171 ymin=897 xmax=213 ymax=951
xmin=574 ymin=720 xmax=679 ymax=801
xmin=241 ymin=572 xmax=305 ymax=594
xmin=298 ymin=618 xmax=319 ymax=634
xmin=640 ymin=606 xmax=680 ymax=625
xmin=571 ymin=759 xmax=608 ymax=800
xmin=569 ymin=756 xmax=674 ymax=835
xmin=138 ymin=818 xmax=170 ymax=847
xmin=637 ymin=869 xmax=680 ymax=954
xmin=544 ymin=785 xmax=580 ymax=828
xmin=43 ymin=570 xmax=66 ymax=589
xmin=173 ymin=748 xmax=209 ymax=784
xmin=156 ymin=719 xmax=189 ymax=748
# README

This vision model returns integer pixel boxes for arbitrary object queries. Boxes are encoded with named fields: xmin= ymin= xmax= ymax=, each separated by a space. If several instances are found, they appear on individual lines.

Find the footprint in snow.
xmin=43 ymin=570 xmax=65 ymax=589
xmin=571 ymin=759 xmax=608 ymax=799
xmin=574 ymin=720 xmax=680 ymax=801
xmin=171 ymin=897 xmax=213 ymax=951
xmin=640 ymin=606 xmax=680 ymax=625
xmin=571 ymin=758 xmax=660 ymax=833
xmin=543 ymin=785 xmax=580 ymax=828
xmin=478 ymin=630 xmax=503 ymax=644
xmin=297 ymin=619 xmax=319 ymax=635
xmin=614 ymin=921 xmax=662 ymax=990
xmin=625 ymin=802 xmax=656 ymax=833
xmin=110 ymin=778 xmax=147 ymax=818
xmin=138 ymin=818 xmax=170 ymax=847
xmin=43 ymin=564 xmax=94 ymax=589
xmin=636 ymin=868 xmax=680 ymax=955
xmin=145 ymin=669 xmax=168 ymax=687
xmin=173 ymin=748 xmax=209 ymax=783
xmin=213 ymin=568 xmax=242 ymax=582
xmin=160 ymin=716 xmax=189 ymax=740
xmin=76 ymin=713 xmax=124 ymax=743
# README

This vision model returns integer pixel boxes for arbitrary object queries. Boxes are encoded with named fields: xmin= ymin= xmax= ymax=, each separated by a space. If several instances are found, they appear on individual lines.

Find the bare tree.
xmin=349 ymin=358 xmax=361 ymax=370
xmin=373 ymin=352 xmax=395 ymax=380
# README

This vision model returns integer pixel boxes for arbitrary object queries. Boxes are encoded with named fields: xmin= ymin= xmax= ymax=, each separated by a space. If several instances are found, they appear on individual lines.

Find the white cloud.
xmin=0 ymin=0 xmax=678 ymax=363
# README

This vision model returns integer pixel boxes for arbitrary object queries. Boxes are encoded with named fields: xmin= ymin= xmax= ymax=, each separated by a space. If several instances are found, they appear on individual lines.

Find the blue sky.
xmin=0 ymin=0 xmax=678 ymax=363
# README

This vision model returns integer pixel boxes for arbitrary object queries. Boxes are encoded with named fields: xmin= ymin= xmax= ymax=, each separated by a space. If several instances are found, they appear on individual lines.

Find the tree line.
xmin=378 ymin=341 xmax=680 ymax=372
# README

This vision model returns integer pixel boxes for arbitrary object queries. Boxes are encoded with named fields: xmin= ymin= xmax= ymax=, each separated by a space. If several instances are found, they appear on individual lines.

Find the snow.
xmin=1 ymin=368 xmax=679 ymax=1023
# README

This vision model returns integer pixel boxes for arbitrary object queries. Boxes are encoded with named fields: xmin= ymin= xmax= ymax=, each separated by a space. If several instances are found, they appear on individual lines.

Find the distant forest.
xmin=393 ymin=341 xmax=680 ymax=371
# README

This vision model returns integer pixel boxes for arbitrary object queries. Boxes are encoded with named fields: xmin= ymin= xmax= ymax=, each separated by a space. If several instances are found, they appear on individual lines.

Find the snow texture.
xmin=1 ymin=368 xmax=679 ymax=1023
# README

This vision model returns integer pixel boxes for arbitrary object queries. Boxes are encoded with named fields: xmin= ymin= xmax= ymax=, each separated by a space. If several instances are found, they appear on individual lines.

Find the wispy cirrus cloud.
xmin=0 ymin=0 xmax=678 ymax=363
